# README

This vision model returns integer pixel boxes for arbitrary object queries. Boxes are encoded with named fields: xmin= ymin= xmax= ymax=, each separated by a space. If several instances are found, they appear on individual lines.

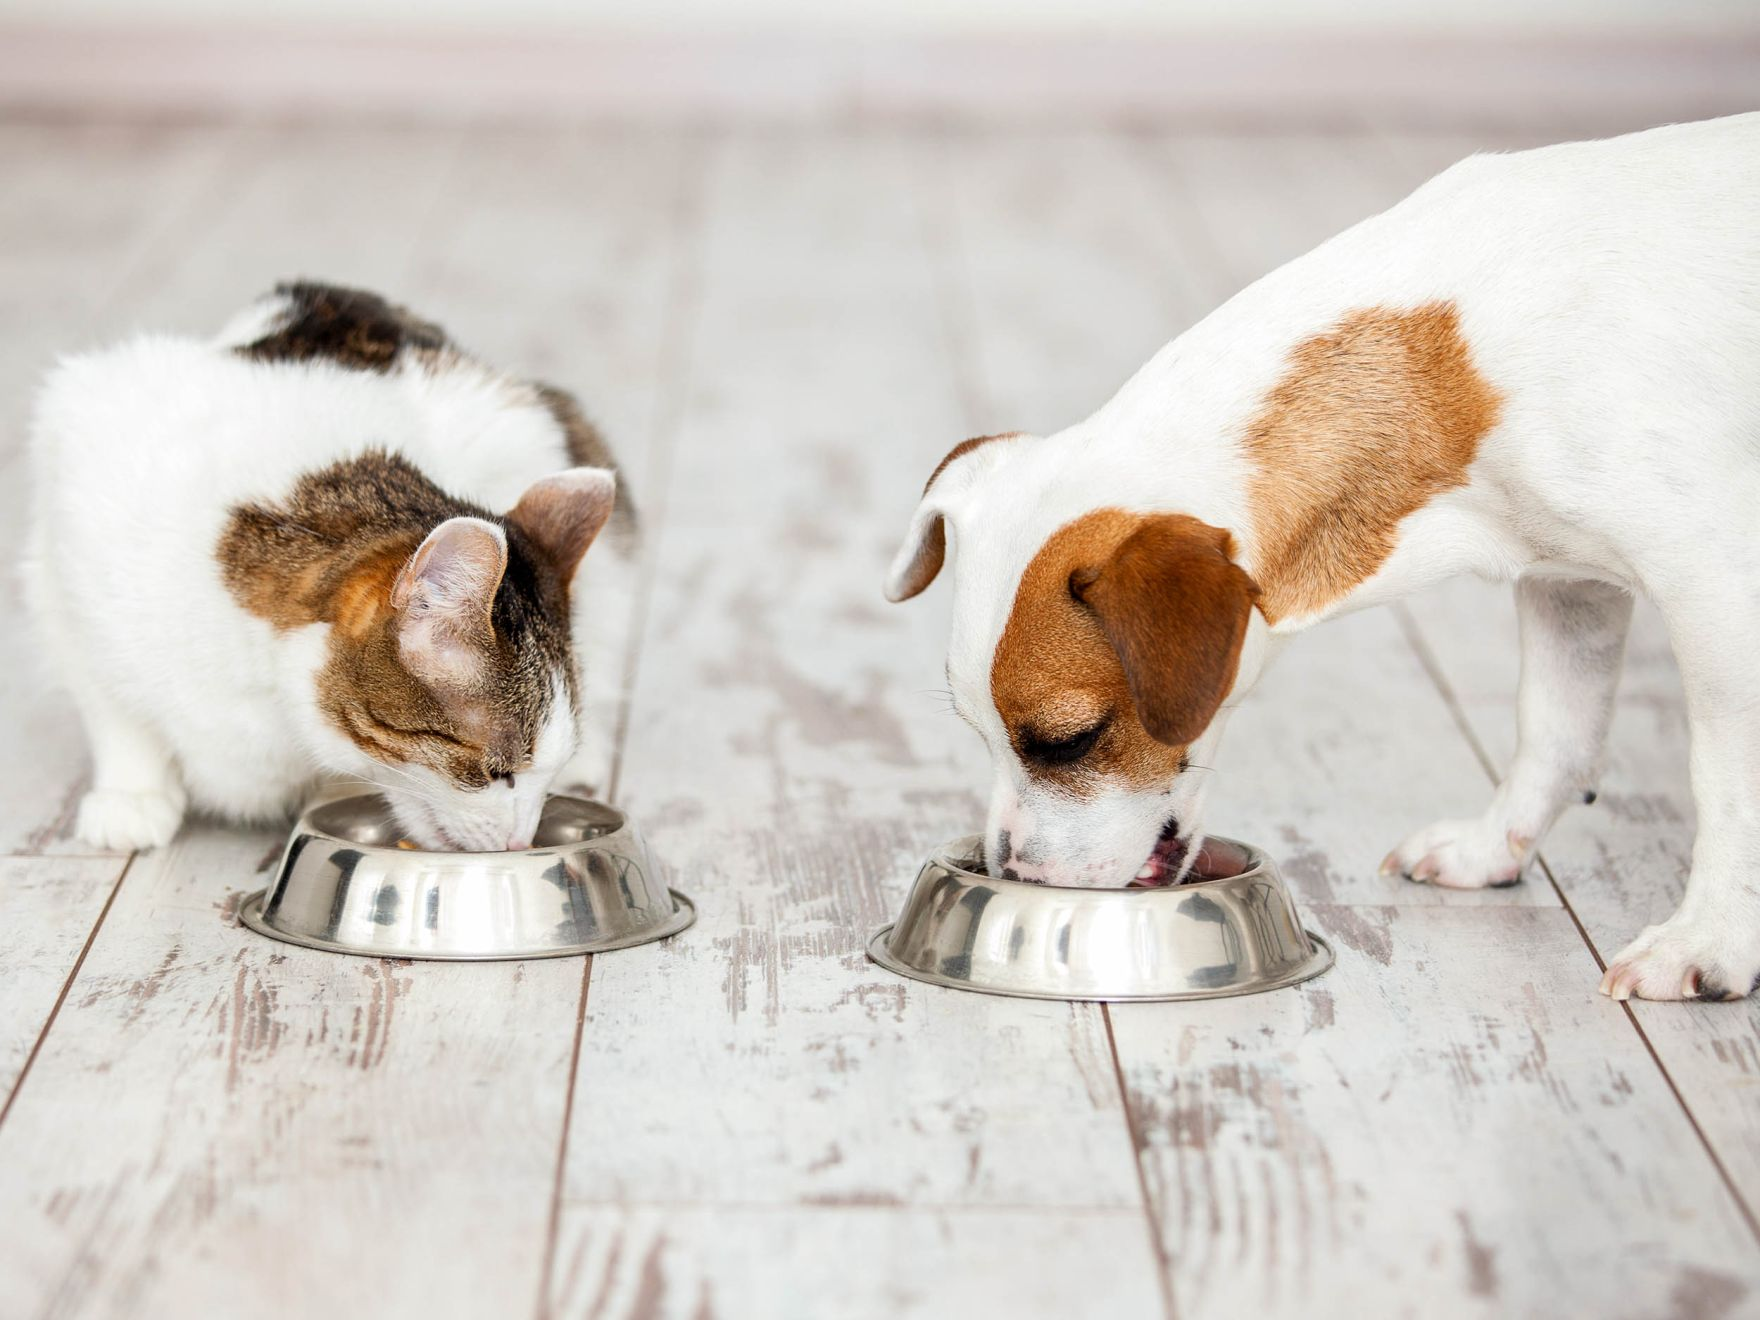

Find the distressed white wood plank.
xmin=1156 ymin=131 xmax=1402 ymax=308
xmin=417 ymin=127 xmax=697 ymax=502
xmin=1405 ymin=576 xmax=1760 ymax=1210
xmin=0 ymin=123 xmax=249 ymax=858
xmin=417 ymin=126 xmax=698 ymax=798
xmin=0 ymin=825 xmax=586 ymax=1320
xmin=1111 ymin=902 xmax=1760 ymax=1320
xmin=560 ymin=130 xmax=1149 ymax=1225
xmin=1369 ymin=116 xmax=1760 ymax=1210
xmin=0 ymin=856 xmax=124 ymax=1102
xmin=925 ymin=129 xmax=1205 ymax=433
xmin=547 ymin=1206 xmax=1162 ymax=1320
xmin=1093 ymin=128 xmax=1760 ymax=1312
xmin=116 ymin=122 xmax=465 ymax=336
xmin=0 ymin=121 xmax=244 ymax=339
xmin=0 ymin=122 xmax=451 ymax=858
xmin=0 ymin=124 xmax=703 ymax=1320
xmin=1370 ymin=125 xmax=1586 ymax=201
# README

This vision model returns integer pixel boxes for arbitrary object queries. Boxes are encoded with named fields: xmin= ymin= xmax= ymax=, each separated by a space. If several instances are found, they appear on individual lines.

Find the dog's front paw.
xmin=76 ymin=786 xmax=185 ymax=851
xmin=1600 ymin=918 xmax=1760 ymax=1002
xmin=1381 ymin=816 xmax=1530 ymax=890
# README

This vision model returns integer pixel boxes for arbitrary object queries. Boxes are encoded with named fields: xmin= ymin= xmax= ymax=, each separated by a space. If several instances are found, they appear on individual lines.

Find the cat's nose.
xmin=504 ymin=837 xmax=532 ymax=852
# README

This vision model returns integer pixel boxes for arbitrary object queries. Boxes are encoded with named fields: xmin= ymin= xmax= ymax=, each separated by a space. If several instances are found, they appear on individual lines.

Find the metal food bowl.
xmin=239 ymin=793 xmax=693 ymax=961
xmin=868 ymin=835 xmax=1331 ymax=1002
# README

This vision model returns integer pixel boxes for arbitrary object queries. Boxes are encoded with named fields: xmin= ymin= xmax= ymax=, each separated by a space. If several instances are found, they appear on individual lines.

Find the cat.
xmin=23 ymin=281 xmax=637 ymax=853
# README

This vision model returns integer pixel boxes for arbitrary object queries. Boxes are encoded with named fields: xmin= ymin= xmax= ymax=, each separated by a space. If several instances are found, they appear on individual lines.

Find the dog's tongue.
xmin=1130 ymin=829 xmax=1191 ymax=888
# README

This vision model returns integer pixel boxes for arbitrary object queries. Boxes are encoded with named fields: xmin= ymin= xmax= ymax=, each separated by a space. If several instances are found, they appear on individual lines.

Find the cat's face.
xmin=314 ymin=470 xmax=616 ymax=851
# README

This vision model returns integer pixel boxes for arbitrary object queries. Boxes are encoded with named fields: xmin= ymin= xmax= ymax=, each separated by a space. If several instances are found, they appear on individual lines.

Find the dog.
xmin=884 ymin=112 xmax=1760 ymax=1003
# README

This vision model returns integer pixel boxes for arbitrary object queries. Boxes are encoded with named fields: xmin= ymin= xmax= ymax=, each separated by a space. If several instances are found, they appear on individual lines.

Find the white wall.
xmin=5 ymin=0 xmax=1756 ymax=33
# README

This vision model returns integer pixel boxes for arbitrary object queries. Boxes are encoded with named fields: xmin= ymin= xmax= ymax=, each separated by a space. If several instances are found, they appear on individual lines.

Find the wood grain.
xmin=548 ymin=1205 xmax=1164 ymax=1320
xmin=0 ymin=122 xmax=702 ymax=1320
xmin=558 ymin=130 xmax=1153 ymax=1235
xmin=1115 ymin=127 xmax=1760 ymax=1312
xmin=0 ymin=823 xmax=587 ymax=1320
xmin=1111 ymin=901 xmax=1760 ymax=1319
xmin=0 ymin=857 xmax=125 ymax=1104
xmin=0 ymin=123 xmax=249 ymax=858
xmin=3 ymin=116 xmax=1754 ymax=1320
xmin=1404 ymin=579 xmax=1760 ymax=1217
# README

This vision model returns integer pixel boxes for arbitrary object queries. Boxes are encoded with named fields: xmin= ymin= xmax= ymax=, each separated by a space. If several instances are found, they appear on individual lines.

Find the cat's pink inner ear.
xmin=506 ymin=468 xmax=616 ymax=583
xmin=392 ymin=516 xmax=508 ymax=688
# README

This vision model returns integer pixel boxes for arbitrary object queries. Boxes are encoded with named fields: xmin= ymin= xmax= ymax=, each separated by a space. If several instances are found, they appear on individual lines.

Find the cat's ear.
xmin=391 ymin=516 xmax=508 ymax=689
xmin=506 ymin=468 xmax=617 ymax=583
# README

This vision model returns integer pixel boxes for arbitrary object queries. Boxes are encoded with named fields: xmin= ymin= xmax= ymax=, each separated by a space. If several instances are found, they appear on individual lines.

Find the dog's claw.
xmin=1378 ymin=850 xmax=1400 ymax=878
xmin=1598 ymin=964 xmax=1634 ymax=1000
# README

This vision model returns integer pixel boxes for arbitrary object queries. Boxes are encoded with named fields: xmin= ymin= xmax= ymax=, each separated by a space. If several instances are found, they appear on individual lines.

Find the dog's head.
xmin=886 ymin=433 xmax=1265 ymax=886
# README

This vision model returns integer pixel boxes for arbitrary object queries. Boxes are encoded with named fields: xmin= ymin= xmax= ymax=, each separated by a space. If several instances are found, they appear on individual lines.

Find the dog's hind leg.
xmin=1602 ymin=594 xmax=1760 ymax=1001
xmin=1385 ymin=577 xmax=1631 ymax=890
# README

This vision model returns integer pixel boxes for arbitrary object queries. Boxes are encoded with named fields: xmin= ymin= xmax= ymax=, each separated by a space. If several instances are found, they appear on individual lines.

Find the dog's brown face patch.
xmin=990 ymin=509 xmax=1259 ymax=797
xmin=1243 ymin=301 xmax=1501 ymax=621
xmin=218 ymin=451 xmax=591 ymax=788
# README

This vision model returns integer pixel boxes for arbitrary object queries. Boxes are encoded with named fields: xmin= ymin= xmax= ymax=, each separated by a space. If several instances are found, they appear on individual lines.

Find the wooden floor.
xmin=2 ymin=111 xmax=1758 ymax=1320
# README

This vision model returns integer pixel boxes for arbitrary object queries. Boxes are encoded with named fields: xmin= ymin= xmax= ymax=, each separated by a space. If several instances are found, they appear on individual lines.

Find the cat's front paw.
xmin=76 ymin=786 xmax=185 ymax=851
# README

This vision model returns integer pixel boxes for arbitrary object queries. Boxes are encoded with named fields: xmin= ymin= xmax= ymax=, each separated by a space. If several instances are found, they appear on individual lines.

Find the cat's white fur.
xmin=24 ymin=310 xmax=635 ymax=852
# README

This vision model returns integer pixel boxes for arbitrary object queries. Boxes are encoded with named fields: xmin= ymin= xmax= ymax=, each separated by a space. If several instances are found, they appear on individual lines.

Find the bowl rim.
xmin=238 ymin=888 xmax=696 ymax=961
xmin=293 ymin=791 xmax=633 ymax=862
xmin=866 ymin=922 xmax=1332 ymax=1002
xmin=925 ymin=832 xmax=1267 ymax=894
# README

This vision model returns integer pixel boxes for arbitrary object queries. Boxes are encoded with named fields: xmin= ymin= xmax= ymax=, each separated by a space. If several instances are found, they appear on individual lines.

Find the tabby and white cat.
xmin=24 ymin=282 xmax=635 ymax=852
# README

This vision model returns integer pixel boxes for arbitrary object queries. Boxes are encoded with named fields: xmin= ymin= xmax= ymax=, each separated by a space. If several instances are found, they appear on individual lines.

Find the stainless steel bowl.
xmin=868 ymin=835 xmax=1331 ymax=1002
xmin=240 ymin=793 xmax=693 ymax=961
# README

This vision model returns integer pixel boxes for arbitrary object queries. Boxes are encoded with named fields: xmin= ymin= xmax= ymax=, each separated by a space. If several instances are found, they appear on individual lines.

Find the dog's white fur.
xmin=24 ymin=301 xmax=634 ymax=852
xmin=888 ymin=113 xmax=1760 ymax=1001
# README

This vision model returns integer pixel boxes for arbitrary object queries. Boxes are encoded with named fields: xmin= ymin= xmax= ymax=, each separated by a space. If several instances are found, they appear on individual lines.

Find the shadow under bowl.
xmin=239 ymin=793 xmax=693 ymax=961
xmin=867 ymin=835 xmax=1331 ymax=1002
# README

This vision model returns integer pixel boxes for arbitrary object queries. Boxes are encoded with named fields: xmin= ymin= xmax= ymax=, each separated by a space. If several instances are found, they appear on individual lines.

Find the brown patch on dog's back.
xmin=236 ymin=281 xmax=449 ymax=373
xmin=1244 ymin=301 xmax=1500 ymax=622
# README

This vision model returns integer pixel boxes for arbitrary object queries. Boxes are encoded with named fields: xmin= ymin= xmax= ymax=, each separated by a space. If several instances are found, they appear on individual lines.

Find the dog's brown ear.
xmin=885 ymin=433 xmax=1021 ymax=602
xmin=1073 ymin=515 xmax=1260 ymax=746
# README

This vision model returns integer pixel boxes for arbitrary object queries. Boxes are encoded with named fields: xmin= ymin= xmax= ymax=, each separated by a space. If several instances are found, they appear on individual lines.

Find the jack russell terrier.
xmin=885 ymin=112 xmax=1760 ymax=1003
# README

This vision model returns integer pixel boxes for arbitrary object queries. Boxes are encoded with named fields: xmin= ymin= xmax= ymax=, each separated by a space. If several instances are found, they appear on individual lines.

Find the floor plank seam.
xmin=0 ymin=851 xmax=134 ymax=1132
xmin=1393 ymin=601 xmax=1760 ymax=1246
xmin=1101 ymin=1003 xmax=1182 ymax=1320
xmin=535 ymin=128 xmax=711 ymax=1314
xmin=604 ymin=128 xmax=712 ymax=807
xmin=536 ymin=956 xmax=595 ymax=1320
xmin=913 ymin=130 xmax=989 ymax=430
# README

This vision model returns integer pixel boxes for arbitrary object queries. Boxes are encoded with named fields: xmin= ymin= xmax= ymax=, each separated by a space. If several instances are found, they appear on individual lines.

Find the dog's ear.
xmin=1072 ymin=515 xmax=1261 ymax=746
xmin=885 ymin=433 xmax=1020 ymax=602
